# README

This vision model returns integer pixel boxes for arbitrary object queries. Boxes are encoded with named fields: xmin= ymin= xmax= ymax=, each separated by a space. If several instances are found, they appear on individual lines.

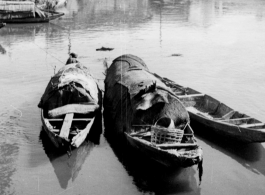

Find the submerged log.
xmin=103 ymin=54 xmax=190 ymax=137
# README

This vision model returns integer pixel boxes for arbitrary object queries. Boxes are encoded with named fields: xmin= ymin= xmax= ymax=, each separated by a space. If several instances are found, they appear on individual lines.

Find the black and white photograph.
xmin=1 ymin=0 xmax=265 ymax=194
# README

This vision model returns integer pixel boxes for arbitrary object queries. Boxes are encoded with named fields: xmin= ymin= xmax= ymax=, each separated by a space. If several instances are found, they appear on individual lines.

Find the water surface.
xmin=1 ymin=0 xmax=265 ymax=194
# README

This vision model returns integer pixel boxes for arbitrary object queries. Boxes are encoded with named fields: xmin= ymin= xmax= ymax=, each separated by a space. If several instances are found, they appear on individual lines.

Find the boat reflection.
xmin=104 ymin=126 xmax=201 ymax=194
xmin=194 ymin=124 xmax=265 ymax=176
xmin=40 ymin=111 xmax=102 ymax=189
xmin=0 ymin=44 xmax=6 ymax=54
xmin=0 ymin=22 xmax=5 ymax=29
xmin=0 ymin=23 xmax=65 ymax=44
xmin=55 ymin=0 xmax=152 ymax=29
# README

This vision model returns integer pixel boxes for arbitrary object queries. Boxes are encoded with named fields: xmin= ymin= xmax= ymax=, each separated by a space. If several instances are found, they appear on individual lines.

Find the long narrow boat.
xmin=104 ymin=54 xmax=203 ymax=182
xmin=38 ymin=63 xmax=102 ymax=151
xmin=0 ymin=1 xmax=64 ymax=23
xmin=153 ymin=74 xmax=265 ymax=143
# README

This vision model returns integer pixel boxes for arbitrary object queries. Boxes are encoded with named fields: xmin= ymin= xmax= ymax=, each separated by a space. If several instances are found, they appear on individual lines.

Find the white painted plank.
xmin=59 ymin=113 xmax=74 ymax=139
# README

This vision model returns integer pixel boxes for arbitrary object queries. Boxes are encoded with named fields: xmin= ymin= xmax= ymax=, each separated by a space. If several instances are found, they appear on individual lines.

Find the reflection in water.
xmin=0 ymin=44 xmax=6 ymax=54
xmin=56 ymin=0 xmax=152 ymax=29
xmin=0 ymin=109 xmax=21 ymax=195
xmin=0 ymin=143 xmax=18 ymax=195
xmin=188 ymin=0 xmax=265 ymax=27
xmin=40 ymin=130 xmax=94 ymax=189
xmin=39 ymin=109 xmax=102 ymax=189
xmin=0 ymin=23 xmax=65 ymax=48
xmin=0 ymin=24 xmax=45 ymax=44
xmin=1 ymin=0 xmax=265 ymax=194
xmin=40 ymin=130 xmax=95 ymax=189
xmin=193 ymin=122 xmax=265 ymax=176
xmin=104 ymin=126 xmax=201 ymax=194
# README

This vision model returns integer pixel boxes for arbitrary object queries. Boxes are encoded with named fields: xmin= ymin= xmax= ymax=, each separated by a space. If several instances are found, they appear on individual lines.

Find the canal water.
xmin=1 ymin=0 xmax=265 ymax=194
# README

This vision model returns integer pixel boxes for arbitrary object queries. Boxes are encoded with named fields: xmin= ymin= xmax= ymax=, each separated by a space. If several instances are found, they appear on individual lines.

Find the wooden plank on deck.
xmin=218 ymin=117 xmax=252 ymax=122
xmin=48 ymin=118 xmax=92 ymax=122
xmin=177 ymin=94 xmax=205 ymax=99
xmin=59 ymin=113 xmax=74 ymax=138
xmin=157 ymin=143 xmax=197 ymax=148
xmin=48 ymin=104 xmax=99 ymax=117
xmin=240 ymin=123 xmax=264 ymax=128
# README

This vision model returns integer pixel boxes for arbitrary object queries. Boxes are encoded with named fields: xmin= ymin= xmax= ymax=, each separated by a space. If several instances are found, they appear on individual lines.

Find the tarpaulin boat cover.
xmin=104 ymin=54 xmax=189 ymax=134
xmin=38 ymin=63 xmax=99 ymax=111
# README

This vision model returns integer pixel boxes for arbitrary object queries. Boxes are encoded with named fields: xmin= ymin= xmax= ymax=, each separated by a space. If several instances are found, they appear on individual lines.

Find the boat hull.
xmin=125 ymin=133 xmax=202 ymax=168
xmin=39 ymin=63 xmax=102 ymax=150
xmin=189 ymin=111 xmax=265 ymax=143
xmin=41 ymin=110 xmax=66 ymax=148
xmin=0 ymin=22 xmax=5 ymax=28
xmin=104 ymin=54 xmax=203 ymax=173
xmin=0 ymin=11 xmax=64 ymax=23
xmin=155 ymin=75 xmax=265 ymax=143
xmin=41 ymin=107 xmax=98 ymax=150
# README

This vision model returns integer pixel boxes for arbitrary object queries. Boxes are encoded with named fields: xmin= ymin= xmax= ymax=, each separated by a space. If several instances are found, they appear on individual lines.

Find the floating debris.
xmin=171 ymin=54 xmax=182 ymax=57
xmin=0 ymin=44 xmax=6 ymax=54
xmin=96 ymin=47 xmax=114 ymax=51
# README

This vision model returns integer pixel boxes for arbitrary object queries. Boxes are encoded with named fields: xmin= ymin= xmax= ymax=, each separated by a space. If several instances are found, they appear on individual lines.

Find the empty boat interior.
xmin=43 ymin=109 xmax=95 ymax=137
xmin=180 ymin=94 xmax=264 ymax=129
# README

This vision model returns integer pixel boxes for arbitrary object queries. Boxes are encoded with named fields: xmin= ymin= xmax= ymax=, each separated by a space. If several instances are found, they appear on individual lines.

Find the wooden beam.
xmin=157 ymin=143 xmax=197 ymax=148
xmin=131 ymin=132 xmax=151 ymax=137
xmin=218 ymin=117 xmax=252 ymax=122
xmin=48 ymin=118 xmax=92 ymax=121
xmin=52 ymin=129 xmax=78 ymax=135
xmin=177 ymin=94 xmax=205 ymax=99
xmin=48 ymin=104 xmax=99 ymax=118
xmin=59 ymin=113 xmax=74 ymax=139
xmin=222 ymin=110 xmax=235 ymax=120
xmin=51 ymin=129 xmax=60 ymax=132
xmin=240 ymin=123 xmax=264 ymax=128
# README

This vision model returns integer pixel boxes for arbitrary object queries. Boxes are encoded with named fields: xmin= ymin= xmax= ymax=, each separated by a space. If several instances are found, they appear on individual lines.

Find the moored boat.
xmin=0 ymin=1 xmax=64 ymax=23
xmin=154 ymin=74 xmax=265 ymax=143
xmin=38 ymin=63 xmax=102 ymax=151
xmin=104 ymin=54 xmax=203 ymax=182
xmin=0 ymin=22 xmax=5 ymax=28
xmin=37 ymin=0 xmax=67 ymax=11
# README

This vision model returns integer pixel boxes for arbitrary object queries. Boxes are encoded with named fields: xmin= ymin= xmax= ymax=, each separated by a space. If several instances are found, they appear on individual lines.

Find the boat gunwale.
xmin=124 ymin=131 xmax=203 ymax=169
xmin=183 ymin=94 xmax=265 ymax=130
xmin=153 ymin=74 xmax=265 ymax=142
xmin=0 ymin=10 xmax=64 ymax=23
xmin=41 ymin=107 xmax=96 ymax=148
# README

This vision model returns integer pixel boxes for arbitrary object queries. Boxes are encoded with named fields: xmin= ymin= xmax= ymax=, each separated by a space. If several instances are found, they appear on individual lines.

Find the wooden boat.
xmin=125 ymin=125 xmax=203 ymax=168
xmin=0 ymin=1 xmax=64 ymax=23
xmin=38 ymin=63 xmax=102 ymax=151
xmin=37 ymin=0 xmax=67 ymax=11
xmin=153 ymin=74 xmax=265 ymax=143
xmin=104 ymin=54 xmax=203 ymax=182
xmin=0 ymin=22 xmax=5 ymax=28
xmin=40 ymin=130 xmax=96 ymax=189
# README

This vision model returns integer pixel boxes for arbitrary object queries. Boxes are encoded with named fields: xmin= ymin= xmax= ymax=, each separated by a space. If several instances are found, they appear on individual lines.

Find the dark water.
xmin=1 ymin=0 xmax=265 ymax=194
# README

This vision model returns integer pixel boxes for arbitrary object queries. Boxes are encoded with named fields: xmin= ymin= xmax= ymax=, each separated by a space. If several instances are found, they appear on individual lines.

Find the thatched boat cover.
xmin=38 ymin=63 xmax=99 ymax=111
xmin=104 ymin=54 xmax=190 ymax=134
xmin=0 ymin=1 xmax=35 ymax=12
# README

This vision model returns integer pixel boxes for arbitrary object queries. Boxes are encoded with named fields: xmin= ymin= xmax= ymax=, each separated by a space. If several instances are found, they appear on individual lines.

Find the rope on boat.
xmin=32 ymin=42 xmax=65 ymax=64
xmin=182 ymin=121 xmax=189 ymax=131
xmin=237 ymin=125 xmax=241 ymax=133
